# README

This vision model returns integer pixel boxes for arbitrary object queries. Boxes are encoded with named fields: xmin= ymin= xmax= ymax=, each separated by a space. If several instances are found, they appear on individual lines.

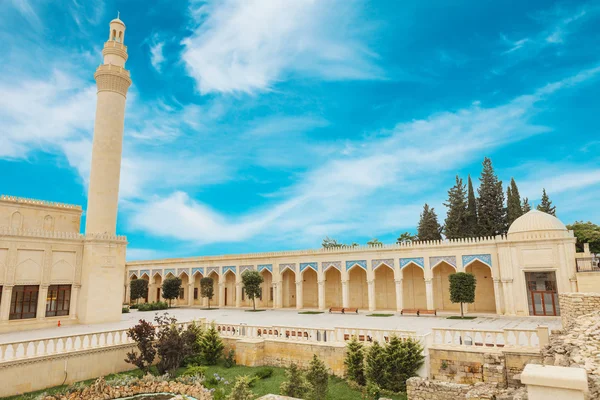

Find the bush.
xmin=129 ymin=304 xmax=139 ymax=309
xmin=344 ymin=336 xmax=366 ymax=386
xmin=181 ymin=365 xmax=207 ymax=377
xmin=365 ymin=340 xmax=386 ymax=388
xmin=130 ymin=278 xmax=149 ymax=304
xmin=154 ymin=314 xmax=198 ymax=375
xmin=199 ymin=324 xmax=225 ymax=365
xmin=224 ymin=349 xmax=236 ymax=368
xmin=280 ymin=362 xmax=310 ymax=398
xmin=227 ymin=375 xmax=254 ymax=400
xmin=162 ymin=277 xmax=182 ymax=307
xmin=138 ymin=301 xmax=169 ymax=311
xmin=182 ymin=321 xmax=204 ymax=366
xmin=122 ymin=306 xmax=130 ymax=313
xmin=253 ymin=367 xmax=274 ymax=380
xmin=384 ymin=336 xmax=424 ymax=392
xmin=124 ymin=319 xmax=156 ymax=373
xmin=306 ymin=354 xmax=328 ymax=400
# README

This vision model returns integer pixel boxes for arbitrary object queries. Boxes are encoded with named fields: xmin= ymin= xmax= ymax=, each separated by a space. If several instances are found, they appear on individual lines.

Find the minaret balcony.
xmin=102 ymin=41 xmax=128 ymax=62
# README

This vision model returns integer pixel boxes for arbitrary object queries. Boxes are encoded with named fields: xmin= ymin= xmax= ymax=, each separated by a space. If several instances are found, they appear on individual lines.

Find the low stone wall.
xmin=576 ymin=272 xmax=600 ymax=293
xmin=559 ymin=292 xmax=600 ymax=328
xmin=406 ymin=377 xmax=528 ymax=400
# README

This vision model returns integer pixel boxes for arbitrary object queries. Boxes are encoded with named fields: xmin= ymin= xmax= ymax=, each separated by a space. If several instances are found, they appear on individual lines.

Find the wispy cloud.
xmin=181 ymin=0 xmax=383 ymax=94
xmin=9 ymin=0 xmax=42 ymax=29
xmin=149 ymin=34 xmax=166 ymax=72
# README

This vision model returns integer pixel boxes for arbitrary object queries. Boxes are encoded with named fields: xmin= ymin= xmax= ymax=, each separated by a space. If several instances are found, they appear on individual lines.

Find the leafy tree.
xmin=130 ymin=279 xmax=148 ymax=304
xmin=567 ymin=221 xmax=600 ymax=253
xmin=444 ymin=176 xmax=469 ymax=239
xmin=449 ymin=272 xmax=477 ymax=318
xmin=477 ymin=157 xmax=506 ymax=236
xmin=154 ymin=313 xmax=188 ymax=375
xmin=280 ymin=362 xmax=310 ymax=398
xmin=241 ymin=270 xmax=263 ymax=310
xmin=384 ymin=337 xmax=424 ymax=392
xmin=522 ymin=197 xmax=531 ymax=213
xmin=396 ymin=232 xmax=417 ymax=244
xmin=124 ymin=319 xmax=156 ymax=372
xmin=306 ymin=354 xmax=329 ymax=400
xmin=537 ymin=188 xmax=556 ymax=216
xmin=344 ymin=336 xmax=366 ymax=386
xmin=506 ymin=178 xmax=523 ymax=226
xmin=466 ymin=175 xmax=478 ymax=237
xmin=162 ymin=277 xmax=182 ymax=307
xmin=322 ymin=236 xmax=342 ymax=248
xmin=228 ymin=375 xmax=254 ymax=400
xmin=365 ymin=340 xmax=386 ymax=388
xmin=199 ymin=323 xmax=224 ymax=365
xmin=367 ymin=238 xmax=383 ymax=247
xmin=417 ymin=204 xmax=442 ymax=241
xmin=200 ymin=277 xmax=215 ymax=309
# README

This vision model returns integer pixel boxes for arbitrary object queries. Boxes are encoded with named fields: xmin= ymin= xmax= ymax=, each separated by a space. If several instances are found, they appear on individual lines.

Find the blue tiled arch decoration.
xmin=300 ymin=262 xmax=318 ymax=273
xmin=164 ymin=268 xmax=176 ymax=277
xmin=177 ymin=268 xmax=189 ymax=277
xmin=279 ymin=263 xmax=297 ymax=273
xmin=192 ymin=267 xmax=204 ymax=276
xmin=140 ymin=269 xmax=150 ymax=277
xmin=462 ymin=254 xmax=492 ymax=268
xmin=223 ymin=266 xmax=237 ymax=275
xmin=206 ymin=267 xmax=220 ymax=276
xmin=400 ymin=257 xmax=424 ymax=269
xmin=346 ymin=260 xmax=367 ymax=271
xmin=258 ymin=264 xmax=273 ymax=273
xmin=152 ymin=269 xmax=162 ymax=277
xmin=429 ymin=256 xmax=457 ymax=269
xmin=129 ymin=270 xmax=138 ymax=278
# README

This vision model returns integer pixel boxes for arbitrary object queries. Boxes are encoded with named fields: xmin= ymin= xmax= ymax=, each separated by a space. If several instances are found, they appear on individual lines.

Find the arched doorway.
xmin=178 ymin=272 xmax=190 ymax=306
xmin=348 ymin=265 xmax=368 ymax=309
xmin=302 ymin=267 xmax=318 ymax=308
xmin=324 ymin=267 xmax=342 ymax=308
xmin=224 ymin=271 xmax=236 ymax=307
xmin=281 ymin=268 xmax=296 ymax=308
xmin=207 ymin=271 xmax=219 ymax=307
xmin=192 ymin=272 xmax=203 ymax=305
xmin=402 ymin=264 xmax=426 ymax=309
xmin=152 ymin=273 xmax=162 ymax=302
xmin=465 ymin=261 xmax=496 ymax=313
xmin=259 ymin=269 xmax=273 ymax=308
xmin=432 ymin=262 xmax=459 ymax=311
xmin=374 ymin=264 xmax=396 ymax=310
xmin=140 ymin=273 xmax=150 ymax=303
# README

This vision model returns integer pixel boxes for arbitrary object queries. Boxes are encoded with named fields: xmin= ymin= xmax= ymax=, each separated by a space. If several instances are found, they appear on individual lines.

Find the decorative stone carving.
xmin=192 ymin=267 xmax=204 ymax=276
xmin=372 ymin=258 xmax=394 ymax=270
xmin=223 ymin=266 xmax=236 ymax=275
xmin=258 ymin=264 xmax=273 ymax=273
xmin=400 ymin=257 xmax=424 ymax=269
xmin=206 ymin=266 xmax=219 ymax=276
xmin=346 ymin=260 xmax=367 ymax=270
xmin=279 ymin=263 xmax=296 ymax=273
xmin=321 ymin=261 xmax=341 ymax=271
xmin=462 ymin=254 xmax=492 ymax=267
xmin=177 ymin=268 xmax=189 ymax=277
xmin=429 ymin=255 xmax=457 ymax=268
xmin=300 ymin=262 xmax=317 ymax=273
xmin=239 ymin=265 xmax=254 ymax=274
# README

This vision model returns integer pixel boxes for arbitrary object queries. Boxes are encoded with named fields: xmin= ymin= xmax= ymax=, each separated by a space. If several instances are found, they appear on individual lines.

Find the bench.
xmin=419 ymin=309 xmax=437 ymax=316
xmin=344 ymin=307 xmax=359 ymax=314
xmin=401 ymin=309 xmax=420 ymax=316
xmin=329 ymin=307 xmax=345 ymax=314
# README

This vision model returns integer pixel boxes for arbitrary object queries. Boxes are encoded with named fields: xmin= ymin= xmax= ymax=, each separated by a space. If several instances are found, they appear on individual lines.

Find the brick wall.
xmin=559 ymin=292 xmax=600 ymax=328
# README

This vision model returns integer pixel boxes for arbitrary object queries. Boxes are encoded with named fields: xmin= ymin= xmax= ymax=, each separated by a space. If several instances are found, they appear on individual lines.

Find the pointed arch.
xmin=348 ymin=264 xmax=368 ymax=309
xmin=129 ymin=273 xmax=138 ymax=280
xmin=224 ymin=270 xmax=236 ymax=306
xmin=281 ymin=268 xmax=296 ymax=308
xmin=372 ymin=259 xmax=394 ymax=272
xmin=207 ymin=270 xmax=220 ymax=306
xmin=402 ymin=264 xmax=426 ymax=309
xmin=140 ymin=272 xmax=150 ymax=280
xmin=302 ymin=267 xmax=318 ymax=308
xmin=11 ymin=211 xmax=22 ymax=229
xmin=259 ymin=268 xmax=273 ymax=308
xmin=300 ymin=262 xmax=318 ymax=275
xmin=462 ymin=254 xmax=492 ymax=269
xmin=324 ymin=266 xmax=342 ymax=308
xmin=465 ymin=260 xmax=496 ymax=313
xmin=374 ymin=263 xmax=396 ymax=310
xmin=432 ymin=261 xmax=459 ymax=311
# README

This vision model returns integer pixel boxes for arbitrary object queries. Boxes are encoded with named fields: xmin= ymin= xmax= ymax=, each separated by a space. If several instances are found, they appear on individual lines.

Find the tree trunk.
xmin=460 ymin=302 xmax=464 ymax=318
xmin=253 ymin=297 xmax=256 ymax=311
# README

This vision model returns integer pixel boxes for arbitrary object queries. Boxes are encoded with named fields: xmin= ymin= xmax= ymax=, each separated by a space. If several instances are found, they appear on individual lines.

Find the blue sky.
xmin=1 ymin=0 xmax=600 ymax=260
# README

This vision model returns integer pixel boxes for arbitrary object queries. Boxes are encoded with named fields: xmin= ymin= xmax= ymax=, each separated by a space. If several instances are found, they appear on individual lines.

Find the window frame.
xmin=9 ymin=285 xmax=39 ymax=320
xmin=45 ymin=284 xmax=71 ymax=317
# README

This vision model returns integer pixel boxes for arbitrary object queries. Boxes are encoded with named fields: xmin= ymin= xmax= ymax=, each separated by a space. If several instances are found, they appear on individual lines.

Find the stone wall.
xmin=559 ymin=292 xmax=600 ymax=328
xmin=406 ymin=377 xmax=470 ymax=400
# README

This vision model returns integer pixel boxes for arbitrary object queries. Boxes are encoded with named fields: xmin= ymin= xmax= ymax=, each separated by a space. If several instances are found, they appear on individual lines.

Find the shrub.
xmin=306 ymin=354 xmax=328 ymax=400
xmin=182 ymin=320 xmax=204 ymax=366
xmin=224 ymin=349 xmax=236 ymax=368
xmin=227 ymin=375 xmax=254 ymax=400
xmin=364 ymin=381 xmax=381 ymax=400
xmin=280 ymin=362 xmax=310 ymax=398
xmin=122 ymin=306 xmax=130 ymax=313
xmin=199 ymin=324 xmax=224 ymax=365
xmin=365 ymin=340 xmax=386 ymax=388
xmin=344 ymin=336 xmax=366 ymax=386
xmin=384 ymin=336 xmax=424 ymax=392
xmin=154 ymin=314 xmax=188 ymax=375
xmin=254 ymin=367 xmax=274 ymax=380
xmin=162 ymin=277 xmax=182 ymax=307
xmin=138 ymin=301 xmax=168 ymax=311
xmin=124 ymin=319 xmax=156 ymax=372
xmin=130 ymin=279 xmax=149 ymax=304
xmin=181 ymin=365 xmax=208 ymax=377
xmin=129 ymin=303 xmax=139 ymax=309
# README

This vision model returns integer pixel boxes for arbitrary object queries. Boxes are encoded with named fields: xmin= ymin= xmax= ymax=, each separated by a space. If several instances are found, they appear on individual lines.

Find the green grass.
xmin=367 ymin=313 xmax=394 ymax=317
xmin=2 ymin=363 xmax=407 ymax=400
xmin=298 ymin=311 xmax=324 ymax=315
xmin=245 ymin=309 xmax=267 ymax=312
xmin=200 ymin=307 xmax=219 ymax=310
xmin=446 ymin=316 xmax=477 ymax=320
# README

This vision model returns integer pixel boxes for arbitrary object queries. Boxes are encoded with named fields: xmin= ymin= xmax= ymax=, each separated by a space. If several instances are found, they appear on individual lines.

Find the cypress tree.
xmin=417 ymin=204 xmax=442 ymax=241
xmin=306 ymin=354 xmax=329 ymax=400
xmin=344 ymin=336 xmax=366 ymax=386
xmin=365 ymin=340 xmax=386 ymax=388
xmin=537 ymin=188 xmax=556 ymax=216
xmin=477 ymin=158 xmax=506 ymax=236
xmin=444 ymin=176 xmax=468 ymax=239
xmin=466 ymin=175 xmax=478 ymax=237
xmin=522 ymin=197 xmax=531 ymax=213
xmin=506 ymin=178 xmax=523 ymax=225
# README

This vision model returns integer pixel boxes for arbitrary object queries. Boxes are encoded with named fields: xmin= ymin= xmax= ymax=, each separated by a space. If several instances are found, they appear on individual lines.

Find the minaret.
xmin=77 ymin=16 xmax=130 ymax=325
xmin=85 ymin=15 xmax=131 ymax=234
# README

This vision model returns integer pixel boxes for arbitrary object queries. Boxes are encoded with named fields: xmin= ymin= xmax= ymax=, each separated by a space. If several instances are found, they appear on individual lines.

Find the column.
xmin=235 ymin=283 xmax=242 ymax=308
xmin=318 ymin=280 xmax=325 ymax=311
xmin=219 ymin=283 xmax=225 ymax=307
xmin=492 ymin=279 xmax=503 ymax=315
xmin=275 ymin=281 xmax=283 ymax=309
xmin=148 ymin=284 xmax=156 ymax=302
xmin=342 ymin=280 xmax=349 ymax=308
xmin=124 ymin=284 xmax=131 ymax=304
xmin=36 ymin=285 xmax=49 ymax=320
xmin=367 ymin=280 xmax=375 ymax=311
xmin=395 ymin=279 xmax=403 ymax=312
xmin=296 ymin=280 xmax=303 ymax=309
xmin=188 ymin=283 xmax=194 ymax=306
xmin=0 ymin=285 xmax=13 ymax=321
xmin=69 ymin=285 xmax=79 ymax=320
xmin=425 ymin=279 xmax=434 ymax=310
xmin=502 ymin=279 xmax=515 ymax=315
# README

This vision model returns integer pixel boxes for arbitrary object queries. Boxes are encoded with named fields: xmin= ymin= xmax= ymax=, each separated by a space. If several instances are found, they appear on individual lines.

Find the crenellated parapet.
xmin=0 ymin=195 xmax=82 ymax=211
xmin=0 ymin=226 xmax=84 ymax=240
xmin=94 ymin=64 xmax=131 ymax=97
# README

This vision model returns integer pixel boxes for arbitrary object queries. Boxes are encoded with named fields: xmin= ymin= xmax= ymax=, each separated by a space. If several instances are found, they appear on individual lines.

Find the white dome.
xmin=507 ymin=209 xmax=567 ymax=237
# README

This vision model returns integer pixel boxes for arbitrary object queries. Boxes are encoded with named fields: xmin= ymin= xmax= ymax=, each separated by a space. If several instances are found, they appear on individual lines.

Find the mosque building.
xmin=0 ymin=17 xmax=598 ymax=332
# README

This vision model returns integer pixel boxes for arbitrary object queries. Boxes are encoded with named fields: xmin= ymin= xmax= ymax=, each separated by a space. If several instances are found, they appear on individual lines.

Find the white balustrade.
xmin=431 ymin=327 xmax=543 ymax=351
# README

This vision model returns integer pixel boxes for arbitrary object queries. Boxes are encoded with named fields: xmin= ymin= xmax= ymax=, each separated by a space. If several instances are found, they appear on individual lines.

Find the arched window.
xmin=112 ymin=29 xmax=117 ymax=41
xmin=118 ymin=31 xmax=123 ymax=43
xmin=43 ymin=215 xmax=54 ymax=231
xmin=11 ymin=211 xmax=22 ymax=230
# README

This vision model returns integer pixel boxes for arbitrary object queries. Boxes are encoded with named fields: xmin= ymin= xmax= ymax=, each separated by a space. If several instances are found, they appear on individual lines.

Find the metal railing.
xmin=576 ymin=257 xmax=600 ymax=273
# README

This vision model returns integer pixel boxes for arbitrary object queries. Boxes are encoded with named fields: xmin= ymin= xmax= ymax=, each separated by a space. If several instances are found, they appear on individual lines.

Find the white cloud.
xmin=9 ymin=0 xmax=42 ymax=28
xmin=149 ymin=35 xmax=166 ymax=72
xmin=181 ymin=0 xmax=382 ymax=94
xmin=126 ymin=67 xmax=600 ymax=246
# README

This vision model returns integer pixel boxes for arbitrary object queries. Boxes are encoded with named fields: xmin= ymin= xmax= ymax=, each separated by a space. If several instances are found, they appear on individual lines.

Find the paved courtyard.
xmin=0 ymin=307 xmax=562 ymax=343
